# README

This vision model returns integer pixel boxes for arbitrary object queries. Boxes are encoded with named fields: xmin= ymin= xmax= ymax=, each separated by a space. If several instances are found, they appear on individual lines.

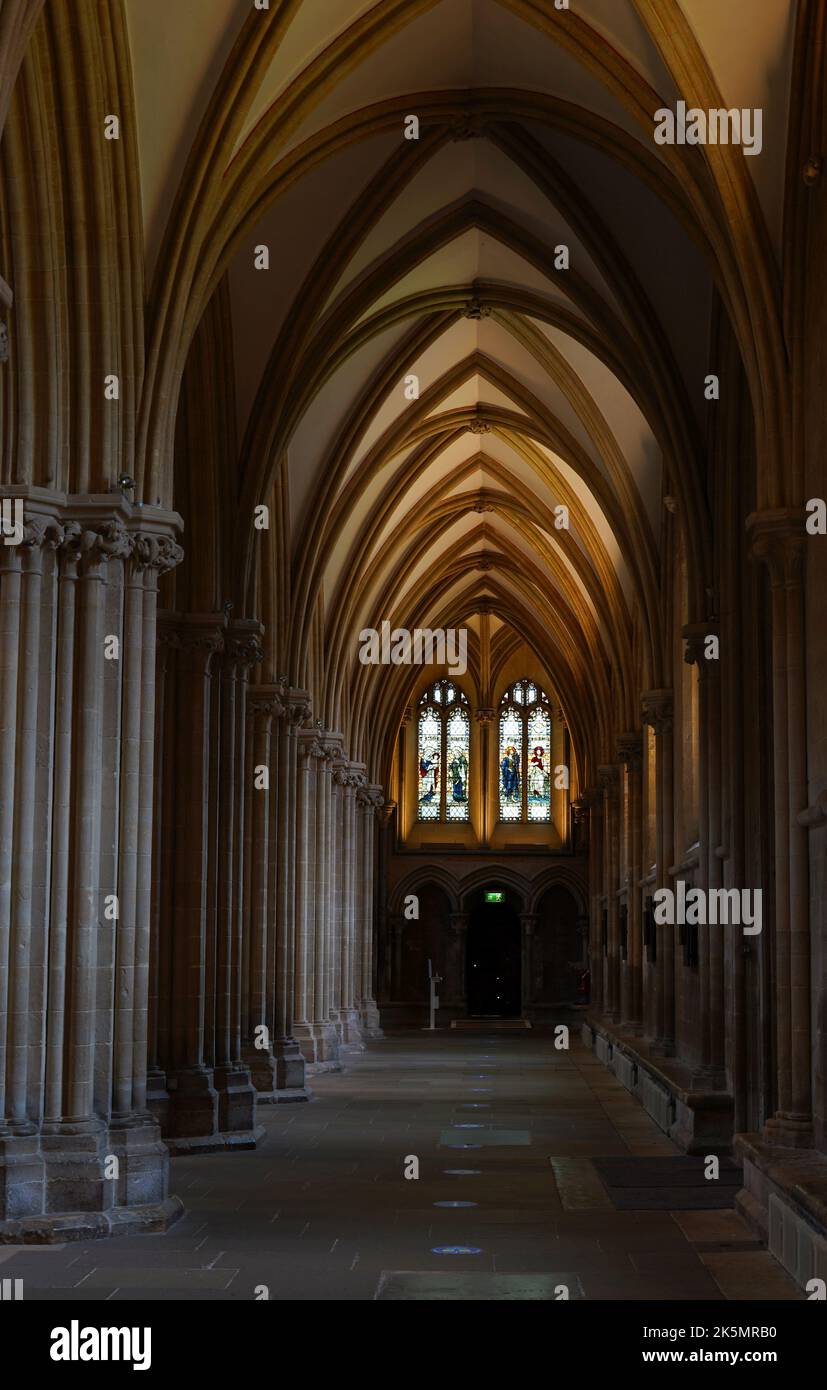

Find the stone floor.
xmin=0 ymin=1029 xmax=803 ymax=1301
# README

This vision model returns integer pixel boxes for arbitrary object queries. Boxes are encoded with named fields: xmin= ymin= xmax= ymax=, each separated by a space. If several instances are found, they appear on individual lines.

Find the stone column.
xmin=448 ymin=913 xmax=470 ymax=1011
xmin=272 ymin=690 xmax=310 ymax=1096
xmin=146 ymin=621 xmax=177 ymax=1128
xmin=243 ymin=686 xmax=283 ymax=1096
xmin=338 ymin=764 xmax=365 ymax=1048
xmin=162 ymin=615 xmax=224 ymax=1147
xmin=397 ymin=708 xmax=412 ymax=841
xmin=598 ymin=764 xmax=621 ymax=1021
xmin=519 ymin=913 xmax=538 ymax=1016
xmin=357 ymin=785 xmax=384 ymax=1038
xmin=584 ymin=786 xmax=604 ymax=1014
xmin=617 ymin=733 xmax=644 ymax=1031
xmin=475 ymin=707 xmax=495 ymax=845
xmin=311 ymin=734 xmax=341 ymax=1067
xmin=44 ymin=527 xmax=82 ymax=1130
xmin=1 ymin=522 xmax=51 ymax=1226
xmin=3 ymin=529 xmax=47 ymax=1129
xmin=211 ymin=623 xmax=260 ymax=1139
xmin=110 ymin=535 xmax=183 ymax=1204
xmin=643 ymin=690 xmax=675 ymax=1055
xmin=0 ymin=499 xmax=182 ymax=1239
xmin=376 ymin=799 xmax=395 ymax=1006
xmin=571 ymin=798 xmax=588 ymax=853
xmin=749 ymin=512 xmax=812 ymax=1145
xmin=705 ymin=640 xmax=725 ymax=1081
xmin=294 ymin=729 xmax=322 ymax=1063
xmin=683 ymin=625 xmax=726 ymax=1087
xmin=386 ymin=914 xmax=405 ymax=1000
xmin=328 ymin=755 xmax=346 ymax=1048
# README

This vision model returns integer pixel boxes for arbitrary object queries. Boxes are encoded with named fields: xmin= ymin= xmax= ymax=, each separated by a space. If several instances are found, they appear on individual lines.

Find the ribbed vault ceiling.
xmin=121 ymin=0 xmax=797 ymax=780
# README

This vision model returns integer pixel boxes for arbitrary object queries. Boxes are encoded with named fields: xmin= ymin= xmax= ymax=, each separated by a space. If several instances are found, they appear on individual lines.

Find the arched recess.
xmin=393 ymin=881 xmax=453 ymax=1005
xmin=459 ymin=865 xmax=531 ymax=911
xmin=528 ymin=865 xmax=588 ymax=916
xmin=529 ymin=885 xmax=584 ymax=1013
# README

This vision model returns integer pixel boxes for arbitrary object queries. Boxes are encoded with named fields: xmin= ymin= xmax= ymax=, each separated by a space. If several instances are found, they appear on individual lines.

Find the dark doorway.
xmin=466 ymin=887 xmax=522 ymax=1017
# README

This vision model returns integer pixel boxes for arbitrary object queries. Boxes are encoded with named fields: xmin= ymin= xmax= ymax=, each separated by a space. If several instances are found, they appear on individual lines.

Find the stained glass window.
xmin=498 ymin=706 xmax=522 ymax=820
xmin=417 ymin=682 xmax=470 ymax=822
xmin=446 ymin=706 xmax=470 ymax=822
xmin=527 ymin=706 xmax=551 ymax=821
xmin=417 ymin=705 xmax=442 ymax=821
xmin=497 ymin=680 xmax=554 ymax=823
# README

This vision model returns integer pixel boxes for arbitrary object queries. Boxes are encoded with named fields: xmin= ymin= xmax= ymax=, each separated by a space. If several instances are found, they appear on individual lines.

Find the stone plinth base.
xmin=294 ymin=1022 xmax=341 ymax=1067
xmin=337 ymin=1008 xmax=366 ymax=1052
xmin=214 ymin=1065 xmax=257 ymax=1134
xmin=163 ymin=1066 xmax=262 ymax=1150
xmin=735 ymin=1133 xmax=827 ymax=1291
xmin=164 ymin=1126 xmax=264 ymax=1155
xmin=582 ymin=1014 xmax=734 ymax=1153
xmin=0 ymin=1119 xmax=181 ymax=1242
xmin=275 ymin=1037 xmax=308 ymax=1093
xmin=245 ymin=1048 xmax=278 ymax=1098
xmin=0 ymin=1195 xmax=184 ymax=1245
xmin=359 ymin=998 xmax=384 ymax=1040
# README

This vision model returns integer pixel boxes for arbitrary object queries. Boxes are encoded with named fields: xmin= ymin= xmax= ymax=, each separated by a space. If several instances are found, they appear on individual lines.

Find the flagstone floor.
xmin=0 ymin=1029 xmax=803 ymax=1301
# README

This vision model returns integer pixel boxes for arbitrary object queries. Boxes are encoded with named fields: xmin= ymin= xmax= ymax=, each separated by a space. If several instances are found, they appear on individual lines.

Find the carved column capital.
xmin=475 ymin=707 xmax=495 ymax=726
xmin=248 ymin=683 xmax=287 ymax=721
xmin=597 ymin=763 xmax=621 ymax=801
xmin=285 ymin=688 xmax=312 ymax=728
xmin=616 ymin=732 xmax=643 ymax=769
xmin=131 ymin=533 xmax=185 ymax=575
xmin=299 ymin=729 xmax=325 ymax=763
xmin=357 ymin=784 xmax=384 ymax=814
xmin=174 ymin=614 xmax=226 ymax=673
xmin=682 ymin=620 xmax=719 ymax=676
xmin=641 ymin=689 xmax=674 ymax=736
xmin=225 ymin=620 xmax=264 ymax=671
xmin=747 ymin=509 xmax=807 ymax=587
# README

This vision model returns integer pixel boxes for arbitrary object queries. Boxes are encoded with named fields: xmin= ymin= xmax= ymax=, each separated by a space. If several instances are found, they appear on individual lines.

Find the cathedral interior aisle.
xmin=0 ymin=1030 xmax=802 ymax=1303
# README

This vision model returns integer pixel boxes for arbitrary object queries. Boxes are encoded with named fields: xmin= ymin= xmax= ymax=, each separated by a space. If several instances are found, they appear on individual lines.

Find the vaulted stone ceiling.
xmin=119 ymin=0 xmax=797 ymax=781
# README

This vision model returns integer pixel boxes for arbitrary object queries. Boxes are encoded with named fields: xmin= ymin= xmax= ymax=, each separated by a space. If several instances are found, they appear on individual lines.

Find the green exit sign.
xmin=484 ymin=891 xmax=505 ymax=903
